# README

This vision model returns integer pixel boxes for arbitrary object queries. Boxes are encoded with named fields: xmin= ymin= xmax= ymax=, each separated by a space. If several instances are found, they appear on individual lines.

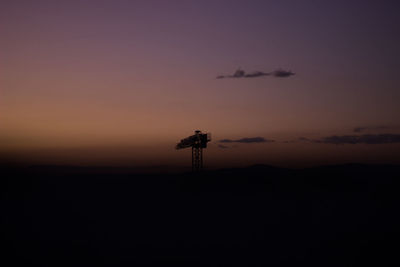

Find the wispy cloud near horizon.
xmin=286 ymin=133 xmax=400 ymax=145
xmin=216 ymin=68 xmax=295 ymax=79
xmin=353 ymin=125 xmax=398 ymax=133
xmin=284 ymin=133 xmax=400 ymax=145
xmin=315 ymin=134 xmax=400 ymax=145
xmin=219 ymin=137 xmax=274 ymax=143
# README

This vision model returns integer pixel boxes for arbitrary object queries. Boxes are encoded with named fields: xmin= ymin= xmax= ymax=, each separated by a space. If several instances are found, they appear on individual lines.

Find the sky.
xmin=1 ymin=0 xmax=400 ymax=168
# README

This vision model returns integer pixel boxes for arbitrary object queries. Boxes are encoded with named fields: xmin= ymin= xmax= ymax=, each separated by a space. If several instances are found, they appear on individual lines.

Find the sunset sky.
xmin=1 ymin=0 xmax=400 ymax=168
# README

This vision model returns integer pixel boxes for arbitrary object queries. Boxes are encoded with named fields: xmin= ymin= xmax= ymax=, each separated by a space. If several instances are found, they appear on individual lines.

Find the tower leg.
xmin=192 ymin=146 xmax=202 ymax=172
xmin=192 ymin=146 xmax=194 ymax=172
xmin=200 ymin=147 xmax=203 ymax=169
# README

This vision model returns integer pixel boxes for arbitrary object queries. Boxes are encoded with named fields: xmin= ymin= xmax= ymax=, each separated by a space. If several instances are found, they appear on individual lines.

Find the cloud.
xmin=233 ymin=69 xmax=245 ymax=78
xmin=244 ymin=71 xmax=270 ymax=78
xmin=298 ymin=137 xmax=311 ymax=142
xmin=219 ymin=137 xmax=275 ymax=143
xmin=353 ymin=126 xmax=394 ymax=133
xmin=216 ymin=68 xmax=294 ymax=79
xmin=272 ymin=69 xmax=295 ymax=77
xmin=314 ymin=134 xmax=400 ymax=145
xmin=283 ymin=137 xmax=312 ymax=143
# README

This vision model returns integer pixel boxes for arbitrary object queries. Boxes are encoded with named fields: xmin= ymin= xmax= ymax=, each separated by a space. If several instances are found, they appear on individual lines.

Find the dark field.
xmin=2 ymin=164 xmax=400 ymax=266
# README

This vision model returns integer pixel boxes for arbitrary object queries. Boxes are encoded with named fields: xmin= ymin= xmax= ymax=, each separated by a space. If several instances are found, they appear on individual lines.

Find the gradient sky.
xmin=1 ymin=0 xmax=400 ymax=168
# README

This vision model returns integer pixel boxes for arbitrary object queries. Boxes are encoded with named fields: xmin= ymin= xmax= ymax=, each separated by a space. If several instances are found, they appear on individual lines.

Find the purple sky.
xmin=1 ymin=0 xmax=400 ymax=168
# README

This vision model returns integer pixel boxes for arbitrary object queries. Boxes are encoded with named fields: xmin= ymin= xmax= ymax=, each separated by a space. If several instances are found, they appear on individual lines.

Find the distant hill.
xmin=2 ymin=163 xmax=400 ymax=266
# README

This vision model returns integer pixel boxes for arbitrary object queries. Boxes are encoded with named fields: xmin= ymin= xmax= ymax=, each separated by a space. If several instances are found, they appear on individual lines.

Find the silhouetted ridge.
xmin=2 ymin=163 xmax=400 ymax=266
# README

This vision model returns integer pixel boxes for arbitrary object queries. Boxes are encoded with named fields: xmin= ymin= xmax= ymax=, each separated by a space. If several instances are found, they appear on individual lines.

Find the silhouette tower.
xmin=176 ymin=130 xmax=211 ymax=171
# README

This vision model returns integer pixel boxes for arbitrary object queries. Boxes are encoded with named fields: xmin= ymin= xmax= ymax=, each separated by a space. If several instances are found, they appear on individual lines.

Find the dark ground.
xmin=2 ymin=164 xmax=400 ymax=266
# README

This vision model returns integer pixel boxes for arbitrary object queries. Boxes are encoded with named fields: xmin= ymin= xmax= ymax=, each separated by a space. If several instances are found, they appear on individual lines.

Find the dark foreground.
xmin=2 ymin=164 xmax=400 ymax=266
